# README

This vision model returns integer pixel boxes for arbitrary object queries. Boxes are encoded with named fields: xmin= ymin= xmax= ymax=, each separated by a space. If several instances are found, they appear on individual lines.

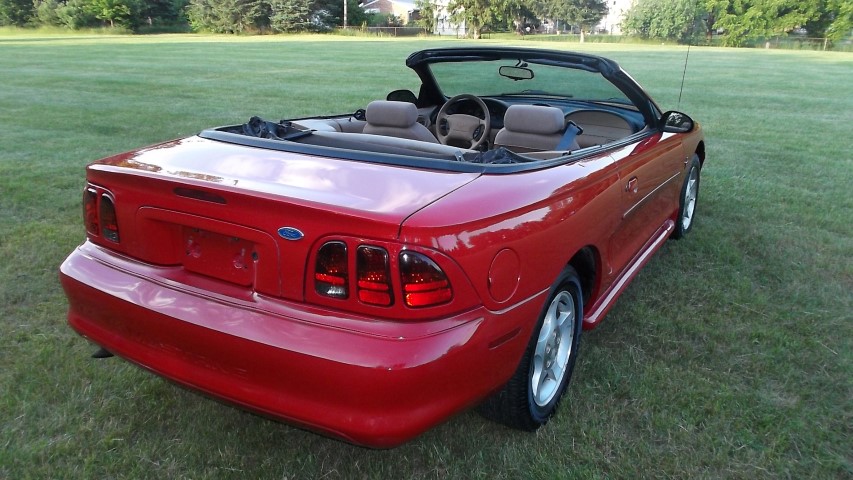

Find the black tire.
xmin=671 ymin=154 xmax=701 ymax=239
xmin=478 ymin=266 xmax=583 ymax=430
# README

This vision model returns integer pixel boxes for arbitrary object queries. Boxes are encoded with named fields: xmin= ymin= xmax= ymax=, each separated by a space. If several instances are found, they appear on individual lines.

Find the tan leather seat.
xmin=494 ymin=105 xmax=578 ymax=153
xmin=362 ymin=100 xmax=438 ymax=143
xmin=564 ymin=110 xmax=634 ymax=148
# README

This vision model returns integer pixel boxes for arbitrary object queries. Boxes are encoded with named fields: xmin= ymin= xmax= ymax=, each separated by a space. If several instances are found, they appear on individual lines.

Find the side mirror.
xmin=660 ymin=111 xmax=694 ymax=133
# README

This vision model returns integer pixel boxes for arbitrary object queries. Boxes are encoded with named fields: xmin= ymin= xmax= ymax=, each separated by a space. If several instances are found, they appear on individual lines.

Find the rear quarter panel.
xmin=400 ymin=151 xmax=621 ymax=314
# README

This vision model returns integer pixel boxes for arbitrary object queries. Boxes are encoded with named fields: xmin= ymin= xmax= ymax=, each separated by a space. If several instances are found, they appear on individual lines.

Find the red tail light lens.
xmin=310 ymin=240 xmax=460 ymax=314
xmin=357 ymin=246 xmax=393 ymax=306
xmin=98 ymin=194 xmax=120 ymax=243
xmin=400 ymin=251 xmax=452 ymax=307
xmin=315 ymin=241 xmax=348 ymax=299
xmin=83 ymin=188 xmax=99 ymax=236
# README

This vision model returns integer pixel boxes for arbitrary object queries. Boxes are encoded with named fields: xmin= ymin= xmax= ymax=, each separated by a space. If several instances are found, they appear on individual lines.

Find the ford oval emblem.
xmin=277 ymin=227 xmax=304 ymax=241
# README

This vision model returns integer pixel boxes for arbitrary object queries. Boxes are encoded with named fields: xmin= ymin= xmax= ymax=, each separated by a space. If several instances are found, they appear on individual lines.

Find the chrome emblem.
xmin=277 ymin=227 xmax=304 ymax=241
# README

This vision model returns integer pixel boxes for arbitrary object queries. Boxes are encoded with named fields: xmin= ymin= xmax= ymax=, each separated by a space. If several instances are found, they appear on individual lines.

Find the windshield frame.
xmin=406 ymin=47 xmax=663 ymax=126
xmin=426 ymin=58 xmax=634 ymax=106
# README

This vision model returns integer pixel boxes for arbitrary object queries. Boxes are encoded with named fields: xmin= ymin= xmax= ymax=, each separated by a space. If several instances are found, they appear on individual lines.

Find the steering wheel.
xmin=435 ymin=94 xmax=492 ymax=150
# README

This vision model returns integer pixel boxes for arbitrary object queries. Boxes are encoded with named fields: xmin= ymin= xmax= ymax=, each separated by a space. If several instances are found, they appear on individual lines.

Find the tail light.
xmin=356 ymin=246 xmax=392 ymax=306
xmin=83 ymin=186 xmax=120 ymax=244
xmin=315 ymin=241 xmax=348 ymax=299
xmin=83 ymin=188 xmax=99 ymax=236
xmin=400 ymin=251 xmax=452 ymax=307
xmin=98 ymin=194 xmax=120 ymax=243
xmin=310 ymin=239 xmax=459 ymax=315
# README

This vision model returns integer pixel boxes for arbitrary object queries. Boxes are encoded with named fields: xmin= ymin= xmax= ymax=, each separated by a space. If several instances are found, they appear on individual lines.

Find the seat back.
xmin=494 ymin=105 xmax=578 ymax=153
xmin=564 ymin=110 xmax=634 ymax=148
xmin=362 ymin=100 xmax=437 ymax=143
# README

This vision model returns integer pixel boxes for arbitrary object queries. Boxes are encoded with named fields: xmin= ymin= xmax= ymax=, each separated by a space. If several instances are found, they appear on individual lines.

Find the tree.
xmin=624 ymin=0 xmax=834 ymax=46
xmin=622 ymin=0 xmax=703 ymax=43
xmin=34 ymin=0 xmax=62 ymax=26
xmin=269 ymin=0 xmax=312 ymax=31
xmin=447 ymin=0 xmax=490 ymax=38
xmin=55 ymin=0 xmax=99 ymax=28
xmin=0 ymin=0 xmax=33 ymax=25
xmin=138 ymin=0 xmax=189 ymax=27
xmin=707 ymin=0 xmax=826 ymax=46
xmin=415 ymin=0 xmax=437 ymax=32
xmin=312 ymin=0 xmax=367 ymax=28
xmin=529 ymin=0 xmax=607 ymax=40
xmin=86 ymin=0 xmax=139 ymax=28
xmin=365 ymin=12 xmax=402 ymax=26
xmin=804 ymin=0 xmax=853 ymax=41
xmin=825 ymin=0 xmax=853 ymax=41
xmin=187 ymin=0 xmax=364 ymax=33
xmin=447 ymin=0 xmax=518 ymax=38
xmin=187 ymin=0 xmax=270 ymax=33
xmin=563 ymin=0 xmax=608 ymax=40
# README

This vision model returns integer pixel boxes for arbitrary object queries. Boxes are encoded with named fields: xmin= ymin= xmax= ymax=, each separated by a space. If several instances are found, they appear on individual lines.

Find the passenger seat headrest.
xmin=366 ymin=100 xmax=418 ymax=128
xmin=503 ymin=105 xmax=565 ymax=134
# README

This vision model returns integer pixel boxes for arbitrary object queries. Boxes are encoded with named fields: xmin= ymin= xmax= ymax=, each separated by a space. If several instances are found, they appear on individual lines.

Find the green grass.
xmin=1 ymin=33 xmax=851 ymax=479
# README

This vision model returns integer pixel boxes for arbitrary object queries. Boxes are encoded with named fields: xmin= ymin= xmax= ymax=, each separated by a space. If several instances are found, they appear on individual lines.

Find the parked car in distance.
xmin=60 ymin=47 xmax=705 ymax=448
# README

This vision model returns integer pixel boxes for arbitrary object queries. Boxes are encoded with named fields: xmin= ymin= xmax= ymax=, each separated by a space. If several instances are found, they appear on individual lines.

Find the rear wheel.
xmin=479 ymin=266 xmax=583 ymax=430
xmin=672 ymin=154 xmax=701 ymax=239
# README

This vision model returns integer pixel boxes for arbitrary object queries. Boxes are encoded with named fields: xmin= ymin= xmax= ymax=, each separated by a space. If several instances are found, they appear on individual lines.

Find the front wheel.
xmin=478 ymin=266 xmax=583 ymax=430
xmin=672 ymin=154 xmax=701 ymax=239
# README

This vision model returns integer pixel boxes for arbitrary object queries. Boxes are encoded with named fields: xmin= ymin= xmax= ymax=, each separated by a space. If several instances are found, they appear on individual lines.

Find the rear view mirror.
xmin=499 ymin=66 xmax=534 ymax=81
xmin=660 ymin=111 xmax=694 ymax=133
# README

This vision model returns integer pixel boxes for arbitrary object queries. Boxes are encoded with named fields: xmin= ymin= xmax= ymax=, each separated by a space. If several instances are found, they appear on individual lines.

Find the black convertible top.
xmin=407 ymin=47 xmax=662 ymax=126
xmin=406 ymin=47 xmax=621 ymax=76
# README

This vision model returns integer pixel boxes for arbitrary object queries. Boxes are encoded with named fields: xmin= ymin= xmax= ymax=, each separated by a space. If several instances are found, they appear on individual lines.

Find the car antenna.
xmin=677 ymin=8 xmax=702 ymax=111
xmin=677 ymin=44 xmax=691 ymax=110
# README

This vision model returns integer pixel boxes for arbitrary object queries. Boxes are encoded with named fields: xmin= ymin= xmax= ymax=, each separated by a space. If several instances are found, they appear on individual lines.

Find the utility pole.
xmin=344 ymin=0 xmax=348 ymax=28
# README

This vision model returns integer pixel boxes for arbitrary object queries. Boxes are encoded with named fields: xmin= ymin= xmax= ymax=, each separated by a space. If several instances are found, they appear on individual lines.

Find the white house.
xmin=595 ymin=0 xmax=632 ymax=35
xmin=430 ymin=0 xmax=466 ymax=36
xmin=360 ymin=0 xmax=417 ymax=24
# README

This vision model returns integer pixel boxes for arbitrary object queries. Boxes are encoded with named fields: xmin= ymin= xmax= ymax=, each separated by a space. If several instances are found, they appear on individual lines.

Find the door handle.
xmin=626 ymin=177 xmax=638 ymax=193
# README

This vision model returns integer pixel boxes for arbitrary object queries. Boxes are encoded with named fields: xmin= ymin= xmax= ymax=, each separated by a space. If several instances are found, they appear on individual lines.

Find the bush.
xmin=56 ymin=0 xmax=99 ymax=29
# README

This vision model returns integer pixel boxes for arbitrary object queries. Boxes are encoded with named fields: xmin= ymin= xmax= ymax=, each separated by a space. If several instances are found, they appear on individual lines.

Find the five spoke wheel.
xmin=531 ymin=291 xmax=575 ymax=407
xmin=672 ymin=154 xmax=701 ymax=239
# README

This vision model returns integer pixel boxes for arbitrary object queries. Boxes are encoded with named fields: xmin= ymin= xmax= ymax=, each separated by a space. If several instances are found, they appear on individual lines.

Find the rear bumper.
xmin=60 ymin=242 xmax=541 ymax=447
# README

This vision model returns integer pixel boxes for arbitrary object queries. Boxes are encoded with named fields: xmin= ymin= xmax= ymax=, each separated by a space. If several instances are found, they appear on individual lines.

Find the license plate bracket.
xmin=182 ymin=228 xmax=254 ymax=286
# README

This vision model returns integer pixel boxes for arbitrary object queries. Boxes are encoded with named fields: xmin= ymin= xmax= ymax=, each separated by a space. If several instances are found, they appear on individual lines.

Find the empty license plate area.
xmin=182 ymin=227 xmax=255 ymax=286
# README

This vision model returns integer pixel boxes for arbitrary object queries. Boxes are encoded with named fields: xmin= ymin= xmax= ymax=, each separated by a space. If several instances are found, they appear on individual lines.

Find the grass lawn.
xmin=0 ymin=33 xmax=850 ymax=479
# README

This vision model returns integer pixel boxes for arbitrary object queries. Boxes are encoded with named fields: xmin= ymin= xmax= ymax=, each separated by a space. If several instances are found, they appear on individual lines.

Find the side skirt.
xmin=582 ymin=218 xmax=675 ymax=329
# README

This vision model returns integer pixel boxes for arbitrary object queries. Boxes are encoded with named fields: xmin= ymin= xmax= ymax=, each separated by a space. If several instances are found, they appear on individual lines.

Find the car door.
xmin=607 ymin=132 xmax=686 ymax=275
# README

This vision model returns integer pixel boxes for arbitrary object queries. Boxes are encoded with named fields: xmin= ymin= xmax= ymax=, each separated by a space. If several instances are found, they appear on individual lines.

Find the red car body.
xmin=60 ymin=47 xmax=705 ymax=447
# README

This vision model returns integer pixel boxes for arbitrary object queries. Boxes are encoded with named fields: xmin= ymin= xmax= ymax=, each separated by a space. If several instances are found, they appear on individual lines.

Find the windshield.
xmin=428 ymin=59 xmax=632 ymax=105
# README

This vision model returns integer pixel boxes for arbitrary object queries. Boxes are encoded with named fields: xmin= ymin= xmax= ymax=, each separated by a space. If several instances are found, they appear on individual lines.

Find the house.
xmin=595 ymin=0 xmax=632 ymax=34
xmin=360 ymin=0 xmax=417 ymax=24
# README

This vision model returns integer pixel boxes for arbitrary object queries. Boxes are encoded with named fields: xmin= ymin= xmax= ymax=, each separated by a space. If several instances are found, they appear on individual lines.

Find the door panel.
xmin=608 ymin=132 xmax=686 ymax=274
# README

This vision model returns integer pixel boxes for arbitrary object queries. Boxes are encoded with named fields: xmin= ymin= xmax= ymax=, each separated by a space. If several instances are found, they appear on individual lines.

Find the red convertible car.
xmin=60 ymin=47 xmax=705 ymax=447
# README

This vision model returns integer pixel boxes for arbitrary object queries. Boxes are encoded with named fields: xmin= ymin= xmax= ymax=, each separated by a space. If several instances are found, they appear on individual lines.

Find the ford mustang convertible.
xmin=60 ymin=47 xmax=705 ymax=447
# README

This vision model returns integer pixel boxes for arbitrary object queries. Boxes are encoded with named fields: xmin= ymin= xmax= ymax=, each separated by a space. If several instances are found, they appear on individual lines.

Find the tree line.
xmin=434 ymin=0 xmax=849 ymax=44
xmin=0 ymin=0 xmax=382 ymax=32
xmin=622 ymin=0 xmax=851 ymax=46
xmin=1 ymin=0 xmax=849 ymax=46
xmin=0 ymin=0 xmax=620 ymax=35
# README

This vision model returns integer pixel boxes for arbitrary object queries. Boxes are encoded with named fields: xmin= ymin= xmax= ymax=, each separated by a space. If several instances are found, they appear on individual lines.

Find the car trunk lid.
xmin=86 ymin=136 xmax=480 ymax=301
